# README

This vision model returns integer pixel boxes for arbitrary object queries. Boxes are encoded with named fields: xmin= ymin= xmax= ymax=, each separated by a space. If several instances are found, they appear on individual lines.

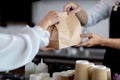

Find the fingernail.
xmin=67 ymin=12 xmax=69 ymax=15
xmin=57 ymin=22 xmax=59 ymax=24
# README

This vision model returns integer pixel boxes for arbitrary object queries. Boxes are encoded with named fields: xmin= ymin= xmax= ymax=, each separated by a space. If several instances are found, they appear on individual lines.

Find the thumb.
xmin=81 ymin=34 xmax=93 ymax=38
xmin=69 ymin=6 xmax=81 ymax=15
xmin=69 ymin=9 xmax=78 ymax=15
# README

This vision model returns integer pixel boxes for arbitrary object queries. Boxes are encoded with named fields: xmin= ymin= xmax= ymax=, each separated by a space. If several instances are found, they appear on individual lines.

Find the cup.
xmin=67 ymin=70 xmax=75 ymax=80
xmin=67 ymin=70 xmax=75 ymax=74
xmin=60 ymin=71 xmax=73 ymax=80
xmin=45 ymin=77 xmax=55 ymax=80
xmin=30 ymin=73 xmax=50 ymax=80
xmin=92 ymin=65 xmax=107 ymax=80
xmin=53 ymin=72 xmax=61 ymax=80
xmin=30 ymin=74 xmax=40 ymax=80
xmin=89 ymin=62 xmax=95 ymax=80
xmin=106 ymin=67 xmax=111 ymax=80
xmin=74 ymin=60 xmax=89 ymax=80
xmin=39 ymin=73 xmax=50 ymax=80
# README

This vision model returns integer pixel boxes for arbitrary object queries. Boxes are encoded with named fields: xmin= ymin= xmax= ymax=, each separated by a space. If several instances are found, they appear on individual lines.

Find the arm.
xmin=77 ymin=34 xmax=120 ymax=49
xmin=85 ymin=0 xmax=110 ymax=26
xmin=100 ymin=38 xmax=120 ymax=49
xmin=0 ymin=26 xmax=49 ymax=71
xmin=63 ymin=2 xmax=88 ymax=26
xmin=0 ymin=10 xmax=59 ymax=71
xmin=63 ymin=0 xmax=110 ymax=26
xmin=76 ymin=9 xmax=88 ymax=26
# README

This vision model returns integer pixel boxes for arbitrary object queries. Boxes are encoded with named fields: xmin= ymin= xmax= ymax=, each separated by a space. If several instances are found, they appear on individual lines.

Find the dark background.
xmin=0 ymin=0 xmax=39 ymax=27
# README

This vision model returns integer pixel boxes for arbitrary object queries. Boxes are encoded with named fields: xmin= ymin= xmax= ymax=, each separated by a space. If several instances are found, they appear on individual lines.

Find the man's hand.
xmin=76 ymin=33 xmax=104 ymax=47
xmin=63 ymin=2 xmax=82 ymax=15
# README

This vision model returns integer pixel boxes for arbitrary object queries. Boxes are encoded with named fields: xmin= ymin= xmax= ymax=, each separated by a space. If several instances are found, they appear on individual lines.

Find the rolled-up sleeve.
xmin=85 ymin=0 xmax=111 ymax=27
xmin=0 ymin=25 xmax=50 ymax=71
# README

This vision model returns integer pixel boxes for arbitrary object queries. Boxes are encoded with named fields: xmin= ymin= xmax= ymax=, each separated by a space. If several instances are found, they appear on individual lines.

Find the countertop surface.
xmin=37 ymin=47 xmax=106 ymax=62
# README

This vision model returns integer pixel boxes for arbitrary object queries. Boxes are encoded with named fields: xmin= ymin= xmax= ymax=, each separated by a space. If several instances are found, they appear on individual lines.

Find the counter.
xmin=36 ymin=47 xmax=105 ymax=64
xmin=0 ymin=47 xmax=105 ymax=79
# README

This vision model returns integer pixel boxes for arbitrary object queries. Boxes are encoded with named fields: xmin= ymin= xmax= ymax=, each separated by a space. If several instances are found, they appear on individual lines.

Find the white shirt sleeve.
xmin=85 ymin=0 xmax=112 ymax=27
xmin=0 ymin=25 xmax=50 ymax=71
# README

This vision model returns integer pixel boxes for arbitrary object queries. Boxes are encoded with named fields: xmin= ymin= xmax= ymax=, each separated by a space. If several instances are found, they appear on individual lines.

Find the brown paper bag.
xmin=47 ymin=12 xmax=82 ymax=49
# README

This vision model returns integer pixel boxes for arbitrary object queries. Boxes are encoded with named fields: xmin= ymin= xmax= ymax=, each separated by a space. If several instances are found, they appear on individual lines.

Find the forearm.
xmin=100 ymin=38 xmax=120 ymax=49
xmin=0 ymin=25 xmax=50 ymax=71
xmin=75 ymin=9 xmax=88 ymax=26
xmin=38 ymin=19 xmax=50 ymax=30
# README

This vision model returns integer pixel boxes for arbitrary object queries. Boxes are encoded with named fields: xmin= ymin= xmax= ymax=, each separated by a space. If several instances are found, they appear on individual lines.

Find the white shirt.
xmin=86 ymin=0 xmax=117 ymax=26
xmin=0 ymin=25 xmax=50 ymax=71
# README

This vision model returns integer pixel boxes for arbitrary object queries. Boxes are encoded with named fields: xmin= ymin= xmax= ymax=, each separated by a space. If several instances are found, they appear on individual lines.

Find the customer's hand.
xmin=40 ymin=47 xmax=56 ymax=52
xmin=76 ymin=34 xmax=104 ymax=47
xmin=38 ymin=10 xmax=59 ymax=30
xmin=63 ymin=2 xmax=82 ymax=15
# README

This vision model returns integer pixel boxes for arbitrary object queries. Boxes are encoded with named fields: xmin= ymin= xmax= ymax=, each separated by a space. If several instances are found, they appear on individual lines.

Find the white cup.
xmin=60 ymin=71 xmax=74 ymax=80
xmin=92 ymin=65 xmax=107 ymax=80
xmin=89 ymin=63 xmax=95 ymax=80
xmin=53 ymin=72 xmax=61 ymax=80
xmin=45 ymin=77 xmax=55 ymax=80
xmin=74 ymin=60 xmax=90 ymax=80
xmin=30 ymin=74 xmax=41 ymax=80
xmin=106 ymin=67 xmax=111 ymax=80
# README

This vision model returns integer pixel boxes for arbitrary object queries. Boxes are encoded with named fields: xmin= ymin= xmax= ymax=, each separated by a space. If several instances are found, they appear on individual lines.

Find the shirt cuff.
xmin=33 ymin=25 xmax=50 ymax=38
xmin=84 ymin=11 xmax=92 ymax=27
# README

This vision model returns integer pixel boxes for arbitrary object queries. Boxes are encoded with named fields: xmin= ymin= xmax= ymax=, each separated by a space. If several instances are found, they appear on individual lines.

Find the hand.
xmin=40 ymin=47 xmax=56 ymax=52
xmin=76 ymin=33 xmax=104 ymax=47
xmin=38 ymin=10 xmax=59 ymax=30
xmin=63 ymin=2 xmax=82 ymax=15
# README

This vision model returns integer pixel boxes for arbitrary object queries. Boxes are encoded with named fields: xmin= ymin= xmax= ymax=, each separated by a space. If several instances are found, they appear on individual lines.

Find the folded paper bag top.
xmin=47 ymin=12 xmax=82 ymax=49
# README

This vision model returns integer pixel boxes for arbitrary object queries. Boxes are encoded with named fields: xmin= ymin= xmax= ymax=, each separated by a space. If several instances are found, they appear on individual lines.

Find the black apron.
xmin=103 ymin=1 xmax=120 ymax=80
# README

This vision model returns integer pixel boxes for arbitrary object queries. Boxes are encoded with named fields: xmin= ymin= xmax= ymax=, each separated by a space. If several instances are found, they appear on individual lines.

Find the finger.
xmin=87 ymin=44 xmax=92 ymax=47
xmin=74 ymin=41 xmax=82 ymax=47
xmin=48 ymin=10 xmax=54 ymax=14
xmin=63 ymin=2 xmax=72 ymax=12
xmin=77 ymin=38 xmax=92 ymax=47
xmin=51 ymin=10 xmax=57 ymax=16
xmin=81 ymin=33 xmax=93 ymax=38
xmin=53 ymin=18 xmax=60 ymax=24
xmin=78 ymin=42 xmax=87 ymax=46
xmin=75 ymin=43 xmax=82 ymax=47
xmin=69 ymin=10 xmax=76 ymax=15
xmin=80 ymin=43 xmax=91 ymax=47
xmin=51 ymin=12 xmax=59 ymax=23
xmin=69 ymin=6 xmax=80 ymax=15
xmin=75 ymin=42 xmax=87 ymax=47
xmin=40 ymin=48 xmax=56 ymax=52
xmin=52 ymin=14 xmax=59 ymax=20
xmin=83 ymin=39 xmax=93 ymax=47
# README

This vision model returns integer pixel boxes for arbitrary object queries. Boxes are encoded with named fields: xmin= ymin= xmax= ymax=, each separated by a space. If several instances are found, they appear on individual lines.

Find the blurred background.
xmin=0 ymin=0 xmax=109 ymax=38
xmin=0 ymin=0 xmax=108 ymax=79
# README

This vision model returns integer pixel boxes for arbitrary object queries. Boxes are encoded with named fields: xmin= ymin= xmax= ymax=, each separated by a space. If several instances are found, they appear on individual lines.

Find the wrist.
xmin=76 ymin=8 xmax=83 ymax=15
xmin=38 ymin=19 xmax=50 ymax=30
xmin=99 ymin=38 xmax=108 ymax=46
xmin=75 ymin=9 xmax=88 ymax=26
